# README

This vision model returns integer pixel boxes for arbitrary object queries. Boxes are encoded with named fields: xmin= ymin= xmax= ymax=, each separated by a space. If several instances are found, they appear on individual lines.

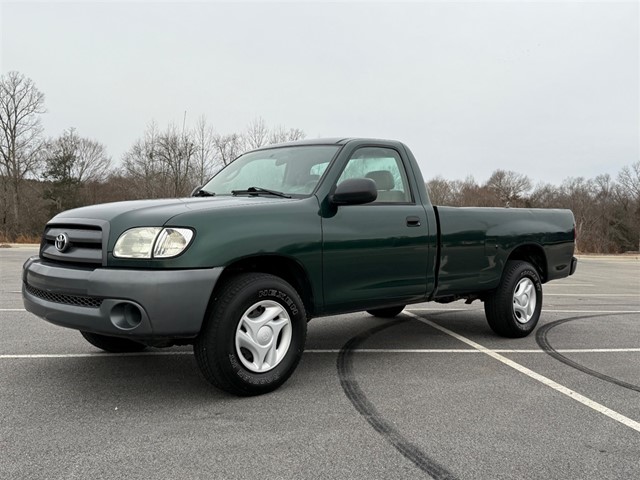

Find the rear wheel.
xmin=484 ymin=260 xmax=543 ymax=338
xmin=366 ymin=306 xmax=406 ymax=318
xmin=194 ymin=273 xmax=307 ymax=396
xmin=80 ymin=331 xmax=147 ymax=353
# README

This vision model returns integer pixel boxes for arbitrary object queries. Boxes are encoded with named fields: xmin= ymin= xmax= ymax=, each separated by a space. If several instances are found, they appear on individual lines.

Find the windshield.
xmin=201 ymin=145 xmax=340 ymax=197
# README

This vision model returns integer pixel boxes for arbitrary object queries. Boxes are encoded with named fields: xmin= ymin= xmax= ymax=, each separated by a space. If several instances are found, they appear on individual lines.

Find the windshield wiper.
xmin=193 ymin=189 xmax=216 ymax=197
xmin=231 ymin=187 xmax=291 ymax=198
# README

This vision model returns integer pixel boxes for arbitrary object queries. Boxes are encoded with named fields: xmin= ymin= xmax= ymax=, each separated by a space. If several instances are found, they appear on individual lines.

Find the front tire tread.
xmin=194 ymin=273 xmax=306 ymax=396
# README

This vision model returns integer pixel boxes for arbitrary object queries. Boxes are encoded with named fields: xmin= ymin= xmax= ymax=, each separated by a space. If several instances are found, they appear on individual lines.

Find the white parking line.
xmin=0 ymin=352 xmax=194 ymax=358
xmin=539 ymin=310 xmax=640 ymax=314
xmin=4 ymin=308 xmax=640 ymax=315
xmin=2 ymin=348 xmax=639 ymax=359
xmin=545 ymin=294 xmax=639 ymax=297
xmin=405 ymin=312 xmax=640 ymax=433
xmin=408 ymin=308 xmax=640 ymax=314
xmin=308 ymin=348 xmax=639 ymax=354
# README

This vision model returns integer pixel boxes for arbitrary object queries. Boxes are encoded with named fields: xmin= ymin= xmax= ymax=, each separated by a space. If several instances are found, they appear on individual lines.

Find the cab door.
xmin=321 ymin=146 xmax=430 ymax=313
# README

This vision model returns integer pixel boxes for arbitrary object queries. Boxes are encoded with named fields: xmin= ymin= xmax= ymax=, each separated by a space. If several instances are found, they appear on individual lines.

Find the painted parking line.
xmin=4 ymin=308 xmax=640 ymax=315
xmin=544 ymin=293 xmax=639 ymax=297
xmin=307 ymin=348 xmax=640 ymax=354
xmin=0 ymin=352 xmax=194 ymax=359
xmin=537 ymin=310 xmax=640 ymax=314
xmin=2 ymin=348 xmax=639 ymax=359
xmin=408 ymin=308 xmax=640 ymax=314
xmin=405 ymin=312 xmax=640 ymax=433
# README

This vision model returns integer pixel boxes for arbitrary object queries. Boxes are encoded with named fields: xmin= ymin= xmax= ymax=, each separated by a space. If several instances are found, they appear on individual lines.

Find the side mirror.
xmin=330 ymin=178 xmax=377 ymax=206
xmin=190 ymin=186 xmax=203 ymax=197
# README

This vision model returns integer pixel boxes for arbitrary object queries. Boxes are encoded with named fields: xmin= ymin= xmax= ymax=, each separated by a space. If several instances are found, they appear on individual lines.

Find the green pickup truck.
xmin=23 ymin=138 xmax=577 ymax=395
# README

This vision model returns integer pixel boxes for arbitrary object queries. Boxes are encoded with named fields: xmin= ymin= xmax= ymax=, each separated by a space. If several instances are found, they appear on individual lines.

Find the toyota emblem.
xmin=55 ymin=233 xmax=69 ymax=252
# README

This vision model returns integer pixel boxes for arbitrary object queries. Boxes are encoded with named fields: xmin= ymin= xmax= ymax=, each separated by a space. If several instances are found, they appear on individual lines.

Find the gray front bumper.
xmin=22 ymin=256 xmax=222 ymax=339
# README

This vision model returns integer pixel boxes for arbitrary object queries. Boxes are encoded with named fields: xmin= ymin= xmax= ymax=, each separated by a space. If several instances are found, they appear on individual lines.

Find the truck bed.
xmin=433 ymin=206 xmax=575 ymax=298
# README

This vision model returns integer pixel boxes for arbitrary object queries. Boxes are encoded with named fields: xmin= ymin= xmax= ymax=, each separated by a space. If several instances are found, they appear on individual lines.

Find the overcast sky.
xmin=1 ymin=0 xmax=638 ymax=186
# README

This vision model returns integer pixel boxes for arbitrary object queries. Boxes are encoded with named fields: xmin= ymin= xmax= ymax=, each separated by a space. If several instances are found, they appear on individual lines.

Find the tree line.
xmin=1 ymin=71 xmax=638 ymax=253
xmin=0 ymin=72 xmax=304 ymax=241
xmin=426 ymin=168 xmax=639 ymax=253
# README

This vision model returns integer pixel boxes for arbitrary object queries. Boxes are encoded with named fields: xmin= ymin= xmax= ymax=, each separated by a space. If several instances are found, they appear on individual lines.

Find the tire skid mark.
xmin=536 ymin=314 xmax=640 ymax=393
xmin=337 ymin=318 xmax=458 ymax=480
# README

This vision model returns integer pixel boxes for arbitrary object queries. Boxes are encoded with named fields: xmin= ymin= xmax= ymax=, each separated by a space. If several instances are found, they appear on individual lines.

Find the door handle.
xmin=406 ymin=216 xmax=421 ymax=227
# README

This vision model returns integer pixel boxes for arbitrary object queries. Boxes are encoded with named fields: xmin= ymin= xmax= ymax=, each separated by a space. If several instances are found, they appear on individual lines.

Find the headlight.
xmin=113 ymin=227 xmax=194 ymax=259
xmin=153 ymin=228 xmax=194 ymax=258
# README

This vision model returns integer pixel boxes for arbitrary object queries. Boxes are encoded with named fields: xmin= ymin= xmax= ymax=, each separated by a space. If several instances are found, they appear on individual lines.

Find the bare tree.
xmin=590 ymin=174 xmax=622 ymax=252
xmin=213 ymin=132 xmax=245 ymax=166
xmin=192 ymin=115 xmax=220 ymax=186
xmin=245 ymin=117 xmax=269 ymax=150
xmin=156 ymin=123 xmax=196 ymax=197
xmin=617 ymin=161 xmax=640 ymax=202
xmin=452 ymin=175 xmax=484 ymax=206
xmin=560 ymin=177 xmax=599 ymax=252
xmin=76 ymin=135 xmax=111 ymax=182
xmin=0 ymin=71 xmax=45 ymax=239
xmin=122 ymin=122 xmax=197 ymax=198
xmin=616 ymin=161 xmax=640 ymax=251
xmin=122 ymin=122 xmax=164 ymax=198
xmin=45 ymin=128 xmax=111 ymax=181
xmin=268 ymin=126 xmax=306 ymax=145
xmin=43 ymin=128 xmax=112 ymax=214
xmin=486 ymin=169 xmax=532 ymax=207
xmin=426 ymin=176 xmax=455 ymax=205
xmin=529 ymin=182 xmax=563 ymax=208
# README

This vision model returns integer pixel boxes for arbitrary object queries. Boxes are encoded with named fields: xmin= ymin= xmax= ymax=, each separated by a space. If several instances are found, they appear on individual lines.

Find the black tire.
xmin=80 ymin=331 xmax=147 ymax=353
xmin=366 ymin=306 xmax=406 ymax=318
xmin=194 ymin=273 xmax=307 ymax=396
xmin=484 ymin=260 xmax=543 ymax=338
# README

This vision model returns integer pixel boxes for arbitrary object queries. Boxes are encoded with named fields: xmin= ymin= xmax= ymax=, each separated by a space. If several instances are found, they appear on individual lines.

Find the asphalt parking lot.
xmin=1 ymin=247 xmax=639 ymax=480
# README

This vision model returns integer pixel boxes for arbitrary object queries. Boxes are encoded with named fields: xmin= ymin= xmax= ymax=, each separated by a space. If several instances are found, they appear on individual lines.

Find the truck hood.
xmin=51 ymin=196 xmax=293 ymax=229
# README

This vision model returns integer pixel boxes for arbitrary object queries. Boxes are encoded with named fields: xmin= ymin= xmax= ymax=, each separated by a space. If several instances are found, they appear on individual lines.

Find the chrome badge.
xmin=55 ymin=233 xmax=69 ymax=252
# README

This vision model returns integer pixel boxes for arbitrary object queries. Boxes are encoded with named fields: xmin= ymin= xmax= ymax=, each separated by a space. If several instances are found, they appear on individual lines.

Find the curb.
xmin=0 ymin=244 xmax=40 ymax=248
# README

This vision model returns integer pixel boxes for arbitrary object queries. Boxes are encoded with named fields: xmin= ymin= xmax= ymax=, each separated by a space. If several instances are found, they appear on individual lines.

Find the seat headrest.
xmin=365 ymin=170 xmax=394 ymax=190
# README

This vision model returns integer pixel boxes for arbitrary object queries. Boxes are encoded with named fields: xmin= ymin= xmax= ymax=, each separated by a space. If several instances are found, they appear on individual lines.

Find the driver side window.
xmin=337 ymin=147 xmax=411 ymax=203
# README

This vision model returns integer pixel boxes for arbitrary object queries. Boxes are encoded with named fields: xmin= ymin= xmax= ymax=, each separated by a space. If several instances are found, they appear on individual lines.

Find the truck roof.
xmin=250 ymin=137 xmax=403 ymax=151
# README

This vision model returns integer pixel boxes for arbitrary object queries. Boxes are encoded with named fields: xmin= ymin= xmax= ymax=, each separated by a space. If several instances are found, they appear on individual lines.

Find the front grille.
xmin=41 ymin=223 xmax=104 ymax=266
xmin=25 ymin=283 xmax=103 ymax=309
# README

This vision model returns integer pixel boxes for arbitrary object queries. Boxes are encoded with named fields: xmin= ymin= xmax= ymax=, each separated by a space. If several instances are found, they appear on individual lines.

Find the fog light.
xmin=110 ymin=302 xmax=143 ymax=330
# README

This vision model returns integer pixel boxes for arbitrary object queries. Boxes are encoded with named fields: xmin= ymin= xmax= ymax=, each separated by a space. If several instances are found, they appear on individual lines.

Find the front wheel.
xmin=194 ymin=273 xmax=307 ymax=396
xmin=80 ymin=331 xmax=147 ymax=353
xmin=484 ymin=260 xmax=543 ymax=338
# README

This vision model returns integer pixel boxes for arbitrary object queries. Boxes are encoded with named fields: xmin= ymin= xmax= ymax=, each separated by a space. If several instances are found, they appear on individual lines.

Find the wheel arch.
xmin=213 ymin=254 xmax=317 ymax=319
xmin=507 ymin=243 xmax=548 ymax=283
